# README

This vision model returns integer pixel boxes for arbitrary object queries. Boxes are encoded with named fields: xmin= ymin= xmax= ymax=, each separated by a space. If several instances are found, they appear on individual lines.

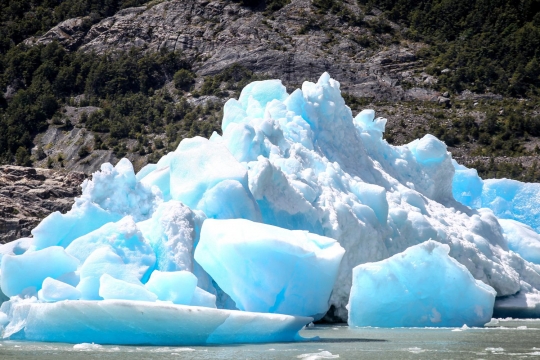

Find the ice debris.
xmin=297 ymin=351 xmax=340 ymax=359
xmin=0 ymin=72 xmax=539 ymax=342
xmin=73 ymin=343 xmax=103 ymax=350
xmin=348 ymin=241 xmax=497 ymax=327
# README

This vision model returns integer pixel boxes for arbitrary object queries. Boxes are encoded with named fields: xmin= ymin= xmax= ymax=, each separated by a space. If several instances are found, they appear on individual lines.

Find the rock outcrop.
xmin=0 ymin=166 xmax=86 ymax=244
xmin=24 ymin=17 xmax=91 ymax=50
xmin=29 ymin=0 xmax=437 ymax=102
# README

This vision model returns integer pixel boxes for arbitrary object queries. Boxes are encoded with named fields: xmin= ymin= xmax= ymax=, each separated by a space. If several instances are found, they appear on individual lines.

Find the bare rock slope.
xmin=0 ymin=166 xmax=86 ymax=244
xmin=31 ymin=0 xmax=434 ymax=102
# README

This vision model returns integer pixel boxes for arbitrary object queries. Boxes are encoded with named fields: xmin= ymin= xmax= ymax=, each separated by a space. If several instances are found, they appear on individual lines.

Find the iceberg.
xmin=1 ymin=72 xmax=540 ymax=344
xmin=347 ymin=241 xmax=497 ymax=327
xmin=144 ymin=270 xmax=197 ymax=305
xmin=2 ymin=300 xmax=310 ymax=345
xmin=194 ymin=219 xmax=345 ymax=319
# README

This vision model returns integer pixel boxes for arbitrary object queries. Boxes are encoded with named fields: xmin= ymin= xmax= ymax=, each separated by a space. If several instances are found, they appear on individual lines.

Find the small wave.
xmin=73 ymin=343 xmax=103 ymax=350
xmin=297 ymin=350 xmax=340 ymax=359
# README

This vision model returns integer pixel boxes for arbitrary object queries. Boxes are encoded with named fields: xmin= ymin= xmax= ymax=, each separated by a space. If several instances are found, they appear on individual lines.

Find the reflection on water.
xmin=1 ymin=319 xmax=540 ymax=359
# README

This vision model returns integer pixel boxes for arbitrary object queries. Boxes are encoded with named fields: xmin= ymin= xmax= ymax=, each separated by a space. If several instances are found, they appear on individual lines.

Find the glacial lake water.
xmin=1 ymin=319 xmax=540 ymax=359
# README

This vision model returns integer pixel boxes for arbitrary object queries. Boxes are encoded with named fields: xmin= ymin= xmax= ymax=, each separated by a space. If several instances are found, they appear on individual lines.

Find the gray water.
xmin=1 ymin=319 xmax=540 ymax=359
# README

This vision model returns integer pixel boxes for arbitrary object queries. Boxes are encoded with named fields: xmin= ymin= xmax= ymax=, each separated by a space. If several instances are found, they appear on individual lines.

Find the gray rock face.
xmin=0 ymin=165 xmax=86 ymax=244
xmin=24 ymin=17 xmax=91 ymax=50
xmin=29 ymin=0 xmax=439 ymax=102
xmin=33 ymin=123 xmax=115 ymax=174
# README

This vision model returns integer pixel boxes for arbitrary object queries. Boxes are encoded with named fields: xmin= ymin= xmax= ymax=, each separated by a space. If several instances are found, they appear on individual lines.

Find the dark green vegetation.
xmin=0 ymin=0 xmax=539 ymax=183
xmin=0 ymin=0 xmax=281 ymax=167
xmin=194 ymin=64 xmax=268 ymax=97
xmin=0 ymin=42 xmax=227 ymax=165
xmin=362 ymin=0 xmax=540 ymax=97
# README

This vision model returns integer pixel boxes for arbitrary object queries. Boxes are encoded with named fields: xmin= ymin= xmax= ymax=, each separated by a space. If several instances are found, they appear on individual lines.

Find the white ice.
xmin=498 ymin=219 xmax=540 ymax=264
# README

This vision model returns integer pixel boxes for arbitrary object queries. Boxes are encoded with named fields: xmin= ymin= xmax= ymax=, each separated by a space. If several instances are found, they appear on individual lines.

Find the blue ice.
xmin=1 ymin=246 xmax=79 ymax=297
xmin=453 ymin=161 xmax=540 ymax=232
xmin=1 ymin=300 xmax=310 ymax=345
xmin=348 ymin=240 xmax=496 ymax=327
xmin=194 ymin=219 xmax=345 ymax=319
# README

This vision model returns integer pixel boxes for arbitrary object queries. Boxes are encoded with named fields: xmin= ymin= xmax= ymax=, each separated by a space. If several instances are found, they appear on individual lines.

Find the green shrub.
xmin=361 ymin=0 xmax=540 ymax=96
xmin=174 ymin=69 xmax=195 ymax=91
xmin=78 ymin=145 xmax=91 ymax=158
xmin=15 ymin=146 xmax=31 ymax=166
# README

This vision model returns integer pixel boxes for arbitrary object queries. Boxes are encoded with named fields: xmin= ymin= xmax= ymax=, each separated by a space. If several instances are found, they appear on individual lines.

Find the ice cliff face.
xmin=189 ymin=72 xmax=538 ymax=320
xmin=2 ymin=73 xmax=540 ymax=324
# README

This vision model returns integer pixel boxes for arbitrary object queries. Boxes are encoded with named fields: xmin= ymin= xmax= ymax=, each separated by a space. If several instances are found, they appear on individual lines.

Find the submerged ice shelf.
xmin=2 ymin=299 xmax=310 ymax=345
xmin=1 ymin=72 xmax=540 ymax=344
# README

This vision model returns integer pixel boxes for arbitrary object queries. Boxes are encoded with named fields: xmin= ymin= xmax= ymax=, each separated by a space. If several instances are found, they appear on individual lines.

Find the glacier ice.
xmin=77 ymin=246 xmax=143 ymax=300
xmin=38 ymin=278 xmax=81 ymax=302
xmin=0 ymin=71 xmax=540 ymax=343
xmin=453 ymin=161 xmax=540 ymax=232
xmin=2 ymin=300 xmax=310 ymax=345
xmin=144 ymin=270 xmax=197 ymax=305
xmin=347 ymin=240 xmax=497 ymax=327
xmin=498 ymin=219 xmax=540 ymax=264
xmin=1 ymin=246 xmax=79 ymax=297
xmin=65 ymin=216 xmax=156 ymax=282
xmin=99 ymin=274 xmax=158 ymax=302
xmin=137 ymin=200 xmax=204 ymax=272
xmin=169 ymin=137 xmax=259 ymax=222
xmin=194 ymin=219 xmax=345 ymax=319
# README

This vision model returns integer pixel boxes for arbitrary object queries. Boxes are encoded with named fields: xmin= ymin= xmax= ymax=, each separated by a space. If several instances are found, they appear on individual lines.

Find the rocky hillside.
xmin=1 ymin=0 xmax=540 ymax=237
xmin=0 ymin=0 xmax=458 ymax=173
xmin=26 ymin=0 xmax=429 ymax=101
xmin=0 ymin=165 xmax=86 ymax=243
xmin=2 ymin=0 xmax=535 ymax=177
